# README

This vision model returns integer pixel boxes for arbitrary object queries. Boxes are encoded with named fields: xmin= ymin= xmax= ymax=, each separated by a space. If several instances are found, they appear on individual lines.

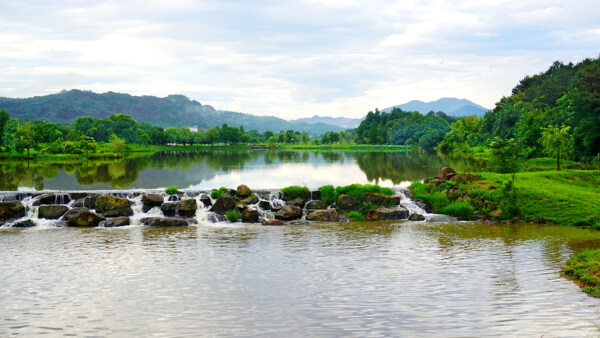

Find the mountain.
xmin=0 ymin=90 xmax=344 ymax=134
xmin=382 ymin=98 xmax=490 ymax=117
xmin=294 ymin=115 xmax=363 ymax=129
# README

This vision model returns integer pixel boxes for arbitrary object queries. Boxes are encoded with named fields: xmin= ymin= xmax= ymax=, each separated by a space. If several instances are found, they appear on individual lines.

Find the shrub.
xmin=336 ymin=184 xmax=366 ymax=202
xmin=165 ymin=186 xmax=179 ymax=195
xmin=281 ymin=185 xmax=309 ymax=200
xmin=360 ymin=202 xmax=379 ymax=213
xmin=225 ymin=209 xmax=241 ymax=222
xmin=211 ymin=187 xmax=229 ymax=199
xmin=363 ymin=184 xmax=394 ymax=196
xmin=441 ymin=202 xmax=474 ymax=219
xmin=347 ymin=211 xmax=365 ymax=221
xmin=319 ymin=185 xmax=336 ymax=206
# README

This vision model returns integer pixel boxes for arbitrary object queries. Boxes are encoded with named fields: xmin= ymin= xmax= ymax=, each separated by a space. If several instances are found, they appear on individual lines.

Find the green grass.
xmin=165 ymin=186 xmax=179 ymax=195
xmin=347 ymin=211 xmax=366 ymax=221
xmin=563 ymin=249 xmax=600 ymax=297
xmin=281 ymin=185 xmax=310 ymax=200
xmin=211 ymin=187 xmax=229 ymax=199
xmin=319 ymin=185 xmax=336 ymax=206
xmin=225 ymin=209 xmax=241 ymax=222
xmin=441 ymin=202 xmax=474 ymax=220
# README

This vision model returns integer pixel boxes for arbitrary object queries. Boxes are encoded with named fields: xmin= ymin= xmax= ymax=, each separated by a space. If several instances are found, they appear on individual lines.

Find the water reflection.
xmin=0 ymin=150 xmax=486 ymax=191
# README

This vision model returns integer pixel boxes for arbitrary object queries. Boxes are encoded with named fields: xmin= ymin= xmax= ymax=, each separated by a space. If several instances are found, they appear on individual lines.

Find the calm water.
xmin=0 ymin=150 xmax=483 ymax=191
xmin=2 ymin=222 xmax=600 ymax=336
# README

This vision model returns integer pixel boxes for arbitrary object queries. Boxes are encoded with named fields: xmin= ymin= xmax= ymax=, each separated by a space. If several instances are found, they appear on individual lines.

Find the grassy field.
xmin=563 ymin=248 xmax=600 ymax=297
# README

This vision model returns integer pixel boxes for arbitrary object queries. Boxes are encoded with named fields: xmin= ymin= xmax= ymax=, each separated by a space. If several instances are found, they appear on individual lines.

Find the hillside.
xmin=294 ymin=115 xmax=362 ymax=129
xmin=0 ymin=90 xmax=344 ymax=134
xmin=382 ymin=98 xmax=489 ymax=117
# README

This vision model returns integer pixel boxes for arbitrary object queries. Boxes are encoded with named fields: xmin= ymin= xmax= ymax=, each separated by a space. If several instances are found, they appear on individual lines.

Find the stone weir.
xmin=0 ymin=185 xmax=453 ymax=228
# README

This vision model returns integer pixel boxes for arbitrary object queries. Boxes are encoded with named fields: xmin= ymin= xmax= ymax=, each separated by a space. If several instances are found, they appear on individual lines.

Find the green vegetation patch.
xmin=211 ymin=187 xmax=229 ymax=199
xmin=563 ymin=249 xmax=600 ymax=297
xmin=441 ymin=202 xmax=474 ymax=220
xmin=281 ymin=185 xmax=310 ymax=200
xmin=225 ymin=209 xmax=241 ymax=222
xmin=165 ymin=186 xmax=179 ymax=195
xmin=347 ymin=211 xmax=366 ymax=221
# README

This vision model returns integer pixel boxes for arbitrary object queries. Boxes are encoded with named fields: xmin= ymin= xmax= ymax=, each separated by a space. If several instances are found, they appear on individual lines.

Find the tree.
xmin=108 ymin=134 xmax=126 ymax=155
xmin=165 ymin=127 xmax=179 ymax=145
xmin=539 ymin=124 xmax=573 ymax=170
xmin=490 ymin=137 xmax=526 ymax=212
xmin=0 ymin=109 xmax=9 ymax=146
xmin=17 ymin=122 xmax=37 ymax=157
xmin=78 ymin=135 xmax=97 ymax=156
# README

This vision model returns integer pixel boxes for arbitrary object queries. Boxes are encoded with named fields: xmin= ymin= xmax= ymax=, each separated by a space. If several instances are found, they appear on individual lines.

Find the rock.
xmin=228 ymin=189 xmax=237 ymax=197
xmin=366 ymin=206 xmax=409 ymax=221
xmin=306 ymin=209 xmax=339 ymax=222
xmin=408 ymin=213 xmax=426 ymax=221
xmin=363 ymin=192 xmax=387 ymax=205
xmin=286 ymin=198 xmax=306 ymax=208
xmin=241 ymin=209 xmax=259 ymax=223
xmin=168 ymin=195 xmax=179 ymax=201
xmin=262 ymin=220 xmax=284 ymax=226
xmin=64 ymin=207 xmax=89 ymax=218
xmin=38 ymin=205 xmax=69 ymax=219
xmin=275 ymin=205 xmax=302 ymax=220
xmin=426 ymin=215 xmax=458 ymax=223
xmin=430 ymin=178 xmax=444 ymax=186
xmin=488 ymin=209 xmax=504 ymax=219
xmin=103 ymin=216 xmax=130 ymax=227
xmin=236 ymin=184 xmax=252 ymax=198
xmin=140 ymin=217 xmax=188 ymax=227
xmin=142 ymin=194 xmax=164 ymax=207
xmin=337 ymin=194 xmax=358 ymax=210
xmin=240 ymin=195 xmax=259 ymax=205
xmin=67 ymin=211 xmax=105 ymax=227
xmin=200 ymin=195 xmax=212 ymax=207
xmin=450 ymin=173 xmax=480 ymax=184
xmin=209 ymin=195 xmax=237 ymax=214
xmin=438 ymin=167 xmax=457 ymax=180
xmin=311 ymin=190 xmax=321 ymax=200
xmin=33 ymin=193 xmax=71 ymax=206
xmin=178 ymin=199 xmax=198 ymax=217
xmin=258 ymin=200 xmax=271 ymax=210
xmin=95 ymin=195 xmax=133 ymax=217
xmin=413 ymin=199 xmax=434 ymax=213
xmin=387 ymin=196 xmax=401 ymax=206
xmin=71 ymin=196 xmax=98 ymax=209
xmin=208 ymin=213 xmax=227 ymax=223
xmin=0 ymin=201 xmax=26 ymax=220
xmin=12 ymin=219 xmax=36 ymax=228
xmin=305 ymin=200 xmax=323 ymax=210
xmin=161 ymin=202 xmax=178 ymax=216
xmin=444 ymin=187 xmax=460 ymax=199
xmin=282 ymin=189 xmax=309 ymax=201
xmin=69 ymin=192 xmax=90 ymax=200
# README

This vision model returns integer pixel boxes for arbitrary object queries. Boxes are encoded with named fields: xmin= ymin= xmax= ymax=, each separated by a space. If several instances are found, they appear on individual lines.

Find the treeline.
xmin=352 ymin=56 xmax=600 ymax=161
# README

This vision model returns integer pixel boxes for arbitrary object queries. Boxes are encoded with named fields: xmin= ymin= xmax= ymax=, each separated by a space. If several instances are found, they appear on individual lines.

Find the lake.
xmin=0 ymin=150 xmax=483 ymax=191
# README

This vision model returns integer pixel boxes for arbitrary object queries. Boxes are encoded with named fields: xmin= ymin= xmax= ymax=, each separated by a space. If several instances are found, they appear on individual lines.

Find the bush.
xmin=225 ymin=209 xmax=241 ymax=222
xmin=441 ymin=202 xmax=474 ymax=219
xmin=363 ymin=184 xmax=394 ymax=196
xmin=281 ymin=185 xmax=309 ymax=200
xmin=347 ymin=211 xmax=365 ymax=221
xmin=319 ymin=185 xmax=336 ymax=206
xmin=211 ymin=187 xmax=229 ymax=199
xmin=165 ymin=186 xmax=179 ymax=195
xmin=336 ymin=184 xmax=366 ymax=202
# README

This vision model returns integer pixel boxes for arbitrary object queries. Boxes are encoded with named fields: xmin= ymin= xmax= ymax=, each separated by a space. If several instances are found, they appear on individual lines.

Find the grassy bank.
xmin=563 ymin=249 xmax=600 ymax=297
xmin=410 ymin=169 xmax=600 ymax=228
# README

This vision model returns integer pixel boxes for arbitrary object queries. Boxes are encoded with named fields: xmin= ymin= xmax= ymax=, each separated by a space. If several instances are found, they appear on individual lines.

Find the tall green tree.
xmin=539 ymin=124 xmax=573 ymax=170
xmin=17 ymin=121 xmax=37 ymax=157
xmin=0 ymin=109 xmax=9 ymax=146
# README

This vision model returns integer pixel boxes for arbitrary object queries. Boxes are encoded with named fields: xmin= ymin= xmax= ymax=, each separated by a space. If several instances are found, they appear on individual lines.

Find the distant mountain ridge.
xmin=0 ymin=90 xmax=344 ymax=134
xmin=294 ymin=115 xmax=363 ymax=129
xmin=382 ymin=98 xmax=490 ymax=117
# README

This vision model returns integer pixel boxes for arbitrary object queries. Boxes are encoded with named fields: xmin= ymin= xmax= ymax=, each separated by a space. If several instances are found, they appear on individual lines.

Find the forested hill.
xmin=0 ymin=90 xmax=344 ymax=134
xmin=382 ymin=98 xmax=489 ymax=117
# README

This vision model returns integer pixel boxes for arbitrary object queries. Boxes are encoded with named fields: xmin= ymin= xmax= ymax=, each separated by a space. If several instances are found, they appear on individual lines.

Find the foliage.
xmin=336 ymin=184 xmax=367 ymax=202
xmin=347 ymin=211 xmax=366 ymax=221
xmin=563 ymin=249 xmax=600 ymax=298
xmin=440 ymin=202 xmax=474 ymax=220
xmin=16 ymin=121 xmax=37 ymax=157
xmin=165 ymin=186 xmax=179 ymax=195
xmin=281 ymin=185 xmax=310 ymax=200
xmin=539 ymin=124 xmax=574 ymax=170
xmin=0 ymin=109 xmax=9 ymax=146
xmin=225 ymin=209 xmax=241 ymax=222
xmin=108 ymin=134 xmax=126 ymax=155
xmin=319 ymin=185 xmax=336 ymax=206
xmin=211 ymin=187 xmax=229 ymax=199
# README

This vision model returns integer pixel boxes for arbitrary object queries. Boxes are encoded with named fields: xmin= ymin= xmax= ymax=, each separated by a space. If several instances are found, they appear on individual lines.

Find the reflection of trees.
xmin=0 ymin=160 xmax=61 ymax=190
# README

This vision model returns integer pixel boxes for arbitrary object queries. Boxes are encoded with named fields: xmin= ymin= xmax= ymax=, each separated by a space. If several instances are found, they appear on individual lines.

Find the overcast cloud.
xmin=0 ymin=0 xmax=599 ymax=119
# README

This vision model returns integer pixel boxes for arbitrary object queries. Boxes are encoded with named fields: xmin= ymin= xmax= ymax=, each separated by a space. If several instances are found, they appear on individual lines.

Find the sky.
xmin=0 ymin=0 xmax=599 ymax=119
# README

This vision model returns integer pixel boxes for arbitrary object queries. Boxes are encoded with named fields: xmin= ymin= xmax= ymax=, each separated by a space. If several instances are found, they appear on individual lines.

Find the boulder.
xmin=209 ymin=195 xmax=237 ymax=214
xmin=240 ymin=195 xmax=259 ymax=205
xmin=443 ymin=187 xmax=461 ymax=199
xmin=95 ymin=195 xmax=133 ymax=217
xmin=0 ymin=201 xmax=26 ymax=220
xmin=142 ymin=194 xmax=164 ymax=207
xmin=200 ymin=195 xmax=212 ymax=207
xmin=262 ymin=220 xmax=285 ymax=226
xmin=208 ymin=213 xmax=227 ymax=223
xmin=71 ymin=196 xmax=97 ymax=209
xmin=366 ymin=206 xmax=409 ymax=221
xmin=413 ymin=199 xmax=434 ymax=213
xmin=64 ymin=207 xmax=89 ymax=218
xmin=168 ymin=195 xmax=179 ymax=201
xmin=438 ymin=167 xmax=456 ymax=181
xmin=103 ymin=216 xmax=130 ymax=227
xmin=337 ymin=194 xmax=358 ymax=210
xmin=38 ymin=205 xmax=69 ymax=219
xmin=363 ymin=192 xmax=387 ymax=205
xmin=488 ymin=209 xmax=504 ymax=219
xmin=426 ymin=214 xmax=458 ymax=223
xmin=275 ymin=205 xmax=302 ymax=220
xmin=305 ymin=200 xmax=323 ymax=210
xmin=430 ymin=178 xmax=444 ymax=186
xmin=33 ymin=193 xmax=71 ymax=206
xmin=306 ymin=209 xmax=339 ymax=222
xmin=177 ymin=199 xmax=198 ymax=217
xmin=286 ymin=198 xmax=306 ymax=208
xmin=408 ymin=213 xmax=426 ymax=221
xmin=236 ymin=184 xmax=252 ymax=198
xmin=161 ymin=202 xmax=178 ymax=216
xmin=387 ymin=196 xmax=401 ymax=206
xmin=241 ymin=208 xmax=259 ymax=223
xmin=69 ymin=192 xmax=91 ymax=200
xmin=67 ymin=211 xmax=105 ymax=227
xmin=450 ymin=173 xmax=480 ymax=184
xmin=12 ymin=219 xmax=36 ymax=228
xmin=258 ymin=200 xmax=271 ymax=210
xmin=140 ymin=217 xmax=188 ymax=227
xmin=311 ymin=190 xmax=322 ymax=200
